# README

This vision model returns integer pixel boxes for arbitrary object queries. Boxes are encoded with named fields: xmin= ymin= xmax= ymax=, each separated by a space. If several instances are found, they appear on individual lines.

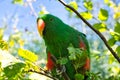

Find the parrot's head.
xmin=37 ymin=14 xmax=63 ymax=36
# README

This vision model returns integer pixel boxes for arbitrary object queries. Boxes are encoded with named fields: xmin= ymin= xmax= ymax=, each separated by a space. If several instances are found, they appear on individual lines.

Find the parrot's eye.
xmin=49 ymin=18 xmax=54 ymax=22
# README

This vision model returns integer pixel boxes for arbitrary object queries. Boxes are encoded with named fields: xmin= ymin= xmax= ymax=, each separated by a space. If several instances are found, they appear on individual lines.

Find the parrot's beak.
xmin=37 ymin=19 xmax=45 ymax=36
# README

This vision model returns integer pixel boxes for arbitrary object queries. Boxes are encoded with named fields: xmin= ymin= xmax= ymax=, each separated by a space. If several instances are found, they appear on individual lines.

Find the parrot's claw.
xmin=57 ymin=65 xmax=66 ymax=75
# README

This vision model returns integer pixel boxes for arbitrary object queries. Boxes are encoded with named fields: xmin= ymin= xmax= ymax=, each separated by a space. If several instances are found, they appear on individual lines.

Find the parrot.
xmin=37 ymin=14 xmax=90 ymax=80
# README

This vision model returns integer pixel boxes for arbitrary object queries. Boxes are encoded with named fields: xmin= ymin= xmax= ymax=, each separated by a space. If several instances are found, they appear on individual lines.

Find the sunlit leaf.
xmin=4 ymin=63 xmax=25 ymax=79
xmin=66 ymin=1 xmax=78 ymax=12
xmin=0 ymin=28 xmax=4 ymax=40
xmin=108 ymin=55 xmax=114 ymax=64
xmin=80 ymin=11 xmax=93 ymax=20
xmin=9 ymin=40 xmax=14 ymax=47
xmin=24 ymin=61 xmax=40 ymax=72
xmin=69 ymin=1 xmax=78 ymax=10
xmin=104 ymin=0 xmax=109 ymax=4
xmin=114 ymin=12 xmax=120 ymax=19
xmin=12 ymin=0 xmax=24 ymax=5
xmin=111 ymin=67 xmax=120 ymax=76
xmin=110 ymin=30 xmax=120 ymax=41
xmin=0 ymin=62 xmax=2 ymax=72
xmin=18 ymin=39 xmax=24 ymax=48
xmin=18 ymin=49 xmax=38 ymax=62
xmin=98 ymin=8 xmax=108 ymax=21
xmin=84 ymin=1 xmax=93 ymax=11
xmin=93 ymin=23 xmax=107 ymax=32
xmin=39 ymin=6 xmax=49 ymax=15
xmin=0 ymin=40 xmax=8 ymax=50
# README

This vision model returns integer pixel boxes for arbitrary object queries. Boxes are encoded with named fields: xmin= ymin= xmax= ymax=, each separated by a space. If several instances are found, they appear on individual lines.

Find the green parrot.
xmin=37 ymin=14 xmax=90 ymax=80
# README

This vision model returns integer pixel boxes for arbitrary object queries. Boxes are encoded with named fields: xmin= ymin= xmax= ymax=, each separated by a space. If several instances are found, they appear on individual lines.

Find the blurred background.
xmin=0 ymin=0 xmax=120 ymax=80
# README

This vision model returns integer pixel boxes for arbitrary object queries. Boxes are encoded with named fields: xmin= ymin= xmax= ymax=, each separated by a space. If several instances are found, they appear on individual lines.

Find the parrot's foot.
xmin=57 ymin=65 xmax=66 ymax=75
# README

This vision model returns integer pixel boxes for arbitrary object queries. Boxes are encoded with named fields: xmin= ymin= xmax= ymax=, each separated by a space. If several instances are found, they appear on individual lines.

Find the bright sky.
xmin=0 ymin=0 xmax=120 ymax=40
xmin=0 ymin=0 xmax=69 ymax=31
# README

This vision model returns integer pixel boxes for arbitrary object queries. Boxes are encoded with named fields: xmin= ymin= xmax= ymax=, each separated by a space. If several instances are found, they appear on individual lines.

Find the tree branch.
xmin=58 ymin=0 xmax=120 ymax=63
xmin=26 ymin=0 xmax=38 ymax=18
xmin=28 ymin=69 xmax=58 ymax=80
xmin=50 ymin=55 xmax=70 ymax=80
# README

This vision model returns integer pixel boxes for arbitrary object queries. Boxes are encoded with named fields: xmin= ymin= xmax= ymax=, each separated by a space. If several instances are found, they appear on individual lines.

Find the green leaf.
xmin=4 ymin=63 xmax=25 ymax=79
xmin=18 ymin=49 xmax=38 ymax=62
xmin=108 ymin=37 xmax=116 ymax=46
xmin=80 ymin=11 xmax=93 ymax=20
xmin=110 ymin=30 xmax=120 ymax=41
xmin=0 ymin=40 xmax=8 ymax=50
xmin=75 ymin=73 xmax=84 ymax=80
xmin=84 ymin=1 xmax=93 ymax=11
xmin=68 ymin=44 xmax=87 ymax=70
xmin=12 ymin=0 xmax=23 ymax=5
xmin=116 ymin=46 xmax=120 ymax=57
xmin=98 ymin=8 xmax=108 ymax=21
xmin=57 ymin=57 xmax=68 ymax=65
xmin=93 ymin=23 xmax=107 ymax=32
xmin=114 ymin=22 xmax=120 ymax=34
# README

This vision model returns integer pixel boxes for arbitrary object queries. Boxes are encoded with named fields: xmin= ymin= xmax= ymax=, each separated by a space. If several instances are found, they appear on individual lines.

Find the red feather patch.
xmin=46 ymin=52 xmax=55 ymax=70
xmin=84 ymin=58 xmax=90 ymax=70
xmin=79 ymin=41 xmax=86 ymax=50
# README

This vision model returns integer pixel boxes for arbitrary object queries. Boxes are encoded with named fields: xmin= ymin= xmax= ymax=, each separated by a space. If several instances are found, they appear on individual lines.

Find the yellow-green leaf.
xmin=12 ymin=0 xmax=24 ymax=5
xmin=4 ymin=62 xmax=25 ymax=79
xmin=114 ymin=12 xmax=120 ymax=19
xmin=104 ymin=0 xmax=109 ymax=4
xmin=39 ymin=6 xmax=49 ymax=15
xmin=57 ymin=57 xmax=68 ymax=65
xmin=93 ymin=23 xmax=107 ymax=32
xmin=0 ymin=40 xmax=8 ymax=50
xmin=18 ymin=49 xmax=38 ymax=62
xmin=116 ymin=46 xmax=120 ymax=57
xmin=108 ymin=37 xmax=116 ymax=46
xmin=98 ymin=8 xmax=108 ymax=21
xmin=66 ymin=1 xmax=78 ymax=12
xmin=80 ymin=11 xmax=93 ymax=20
xmin=84 ymin=1 xmax=93 ymax=11
xmin=114 ymin=22 xmax=120 ymax=34
xmin=9 ymin=40 xmax=14 ymax=47
xmin=75 ymin=74 xmax=84 ymax=80
xmin=110 ymin=30 xmax=120 ymax=41
xmin=69 ymin=1 xmax=78 ymax=10
xmin=0 ymin=28 xmax=4 ymax=40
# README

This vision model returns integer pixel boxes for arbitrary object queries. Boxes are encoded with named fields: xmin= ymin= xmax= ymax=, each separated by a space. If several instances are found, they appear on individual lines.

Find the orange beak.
xmin=37 ymin=19 xmax=45 ymax=36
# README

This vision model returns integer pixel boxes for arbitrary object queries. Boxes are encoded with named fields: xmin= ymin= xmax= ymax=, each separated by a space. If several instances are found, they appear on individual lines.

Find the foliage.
xmin=18 ymin=48 xmax=38 ymax=62
xmin=0 ymin=0 xmax=120 ymax=80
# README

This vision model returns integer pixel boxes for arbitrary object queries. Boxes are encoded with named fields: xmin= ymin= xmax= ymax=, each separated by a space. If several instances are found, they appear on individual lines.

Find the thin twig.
xmin=51 ymin=55 xmax=70 ymax=80
xmin=26 ymin=0 xmax=38 ymax=18
xmin=28 ymin=69 xmax=58 ymax=80
xmin=58 ymin=0 xmax=120 ymax=63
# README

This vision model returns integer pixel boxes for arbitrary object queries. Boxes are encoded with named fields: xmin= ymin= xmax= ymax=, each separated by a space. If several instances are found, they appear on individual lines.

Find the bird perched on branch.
xmin=37 ymin=14 xmax=90 ymax=80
